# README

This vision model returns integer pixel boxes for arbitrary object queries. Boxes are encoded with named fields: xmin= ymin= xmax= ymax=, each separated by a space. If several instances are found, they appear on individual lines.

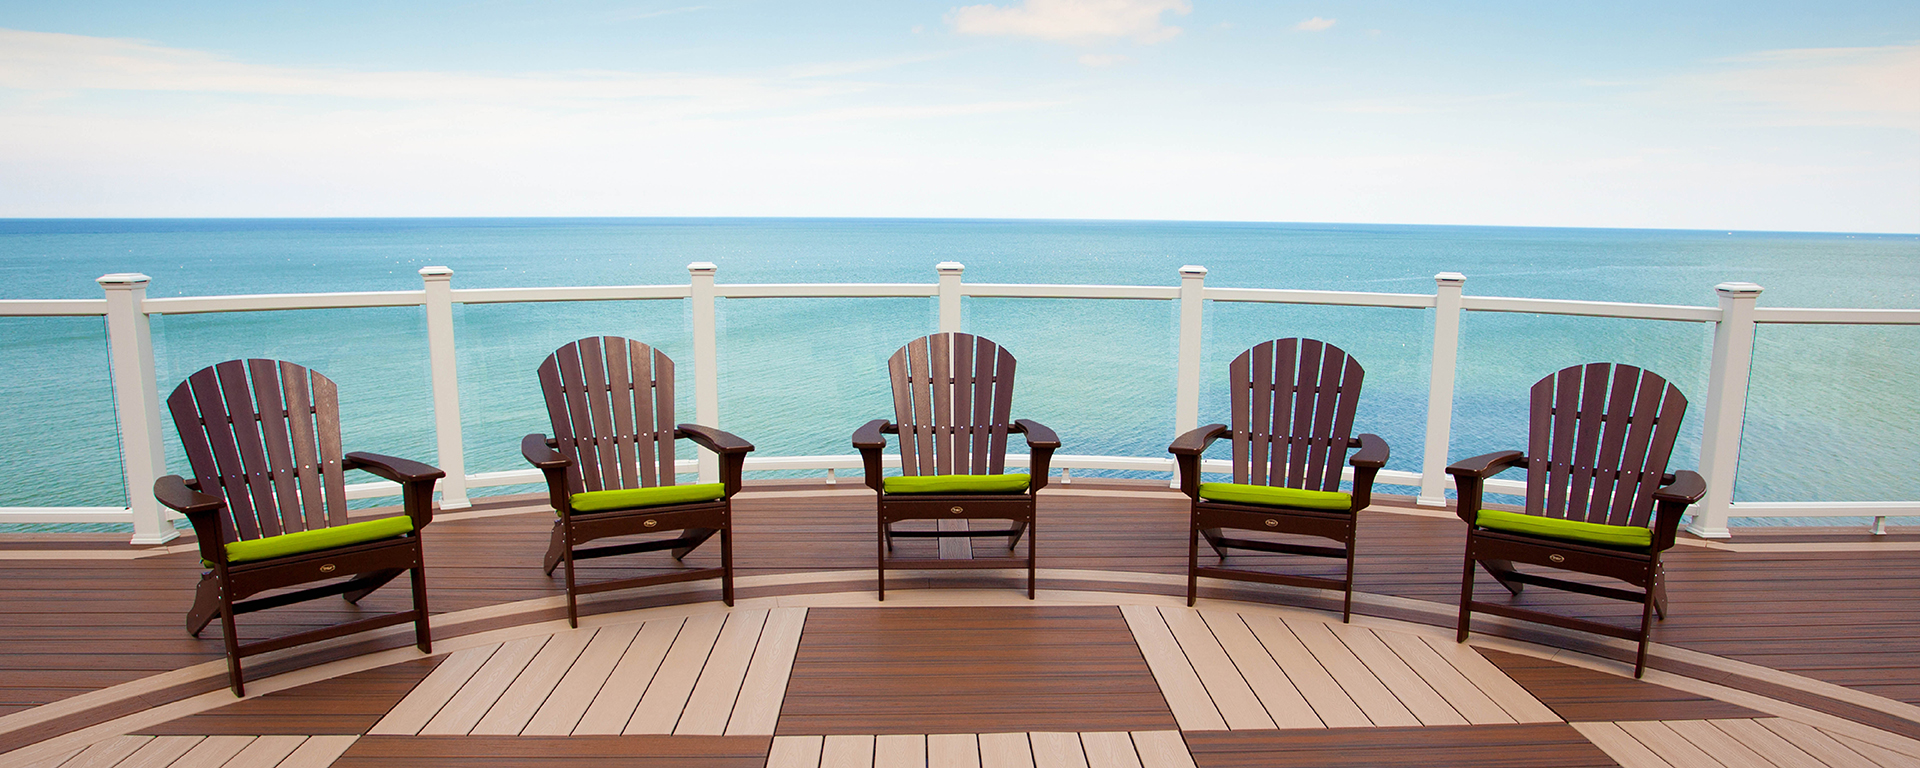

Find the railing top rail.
xmin=143 ymin=290 xmax=425 ymax=314
xmin=718 ymin=283 xmax=938 ymax=299
xmin=1753 ymin=307 xmax=1920 ymax=325
xmin=1205 ymin=286 xmax=1435 ymax=309
xmin=0 ymin=299 xmax=109 ymax=317
xmin=452 ymin=285 xmax=692 ymax=304
xmin=1461 ymin=295 xmax=1721 ymax=322
xmin=964 ymin=283 xmax=1181 ymax=300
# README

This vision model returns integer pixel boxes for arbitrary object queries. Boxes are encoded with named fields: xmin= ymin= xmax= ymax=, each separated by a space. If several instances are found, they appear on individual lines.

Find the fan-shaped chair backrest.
xmin=888 ymin=332 xmax=1017 ymax=476
xmin=1227 ymin=338 xmax=1365 ymax=493
xmin=537 ymin=336 xmax=677 ymax=495
xmin=167 ymin=359 xmax=349 ymax=545
xmin=1525 ymin=363 xmax=1688 ymax=527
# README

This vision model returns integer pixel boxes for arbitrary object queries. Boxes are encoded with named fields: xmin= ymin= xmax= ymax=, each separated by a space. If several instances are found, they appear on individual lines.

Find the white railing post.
xmin=937 ymin=261 xmax=964 ymax=333
xmin=689 ymin=262 xmax=721 ymax=483
xmin=99 ymin=273 xmax=176 ymax=544
xmin=1173 ymin=265 xmax=1208 ymax=488
xmin=1418 ymin=272 xmax=1467 ymax=507
xmin=419 ymin=267 xmax=469 ymax=509
xmin=1689 ymin=281 xmax=1763 ymax=539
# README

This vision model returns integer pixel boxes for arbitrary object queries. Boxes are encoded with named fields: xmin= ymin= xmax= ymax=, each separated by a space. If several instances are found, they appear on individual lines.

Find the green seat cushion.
xmin=220 ymin=514 xmax=415 ymax=566
xmin=570 ymin=483 xmax=725 ymax=514
xmin=883 ymin=474 xmax=1030 ymax=494
xmin=1474 ymin=509 xmax=1652 ymax=550
xmin=1197 ymin=482 xmax=1351 ymax=511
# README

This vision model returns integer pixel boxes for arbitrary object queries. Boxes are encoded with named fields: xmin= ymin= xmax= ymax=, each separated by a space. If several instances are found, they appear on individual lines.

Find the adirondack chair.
xmin=154 ymin=360 xmax=442 ymax=696
xmin=522 ymin=337 xmax=753 ymax=627
xmin=1169 ymin=339 xmax=1389 ymax=620
xmin=1450 ymin=362 xmax=1706 ymax=677
xmin=852 ymin=333 xmax=1059 ymax=599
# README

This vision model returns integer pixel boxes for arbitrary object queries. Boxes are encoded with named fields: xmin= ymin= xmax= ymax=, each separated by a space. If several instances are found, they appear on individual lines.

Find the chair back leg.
xmin=1456 ymin=551 xmax=1477 ymax=643
xmin=411 ymin=552 xmax=432 ymax=653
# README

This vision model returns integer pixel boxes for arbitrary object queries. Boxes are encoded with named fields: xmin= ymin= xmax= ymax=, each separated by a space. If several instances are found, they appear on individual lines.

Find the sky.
xmin=0 ymin=1 xmax=1916 ymax=232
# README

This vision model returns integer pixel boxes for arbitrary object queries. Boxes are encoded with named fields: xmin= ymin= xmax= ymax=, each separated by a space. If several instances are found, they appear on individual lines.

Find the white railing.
xmin=4 ymin=263 xmax=1918 ymax=543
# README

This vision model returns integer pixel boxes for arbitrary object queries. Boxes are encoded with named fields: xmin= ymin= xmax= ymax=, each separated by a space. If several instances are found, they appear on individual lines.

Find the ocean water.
xmin=2 ymin=218 xmax=1917 ymax=517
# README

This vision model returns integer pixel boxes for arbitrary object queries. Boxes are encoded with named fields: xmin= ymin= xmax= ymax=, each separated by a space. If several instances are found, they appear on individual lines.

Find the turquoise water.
xmin=2 ymin=218 xmax=1917 ymax=515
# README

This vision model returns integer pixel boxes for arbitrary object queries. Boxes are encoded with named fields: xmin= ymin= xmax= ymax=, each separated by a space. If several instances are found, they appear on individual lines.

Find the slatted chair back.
xmin=1524 ymin=362 xmax=1688 ymax=528
xmin=167 ymin=359 xmax=350 ymax=545
xmin=1227 ymin=338 xmax=1365 ymax=493
xmin=888 ymin=332 xmax=1017 ymax=476
xmin=538 ymin=336 xmax=678 ymax=495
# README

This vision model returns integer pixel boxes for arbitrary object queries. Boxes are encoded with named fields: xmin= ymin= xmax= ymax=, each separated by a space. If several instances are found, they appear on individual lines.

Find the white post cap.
xmin=97 ymin=273 xmax=152 ymax=287
xmin=687 ymin=261 xmax=717 ymax=275
xmin=1435 ymin=272 xmax=1466 ymax=286
xmin=1715 ymin=281 xmax=1763 ymax=297
xmin=418 ymin=265 xmax=453 ymax=278
xmin=936 ymin=261 xmax=965 ymax=274
xmin=1179 ymin=265 xmax=1208 ymax=277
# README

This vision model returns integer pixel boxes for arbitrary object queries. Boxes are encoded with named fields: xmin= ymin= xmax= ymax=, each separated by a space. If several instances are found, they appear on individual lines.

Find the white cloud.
xmin=1679 ymin=43 xmax=1920 ymax=131
xmin=1294 ymin=17 xmax=1336 ymax=32
xmin=1078 ymin=53 xmax=1130 ymax=67
xmin=946 ymin=0 xmax=1191 ymax=44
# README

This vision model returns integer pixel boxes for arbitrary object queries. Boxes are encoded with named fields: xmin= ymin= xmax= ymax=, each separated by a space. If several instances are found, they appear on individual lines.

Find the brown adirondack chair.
xmin=521 ymin=336 xmax=752 ymax=627
xmin=154 ymin=360 xmax=441 ymax=696
xmin=852 ymin=332 xmax=1059 ymax=599
xmin=1170 ymin=339 xmax=1388 ymax=620
xmin=1450 ymin=362 xmax=1706 ymax=677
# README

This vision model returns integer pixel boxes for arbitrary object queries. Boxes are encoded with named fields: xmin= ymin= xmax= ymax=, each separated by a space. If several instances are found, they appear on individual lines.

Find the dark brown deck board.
xmin=776 ymin=606 xmax=1176 ymax=735
xmin=1474 ymin=648 xmax=1763 ymax=722
xmin=331 ymin=735 xmax=771 ymax=767
xmin=136 ymin=656 xmax=443 ymax=735
xmin=1183 ymin=724 xmax=1621 ymax=767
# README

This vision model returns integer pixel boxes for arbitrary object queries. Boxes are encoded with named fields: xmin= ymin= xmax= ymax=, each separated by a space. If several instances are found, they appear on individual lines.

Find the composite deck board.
xmin=328 ymin=734 xmax=771 ymax=768
xmin=1476 ymin=648 xmax=1766 ymax=722
xmin=139 ymin=657 xmax=442 ymax=735
xmin=9 ymin=485 xmax=1920 ymax=750
xmin=1181 ymin=723 xmax=1620 ymax=767
xmin=779 ymin=607 xmax=1177 ymax=735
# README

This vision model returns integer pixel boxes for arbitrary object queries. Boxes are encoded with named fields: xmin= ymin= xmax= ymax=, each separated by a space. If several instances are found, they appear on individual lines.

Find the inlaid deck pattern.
xmin=17 ymin=601 xmax=1920 ymax=767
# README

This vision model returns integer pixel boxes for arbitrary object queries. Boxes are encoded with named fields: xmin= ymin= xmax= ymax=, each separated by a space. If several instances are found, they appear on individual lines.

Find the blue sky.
xmin=1 ymin=1 xmax=1915 ymax=232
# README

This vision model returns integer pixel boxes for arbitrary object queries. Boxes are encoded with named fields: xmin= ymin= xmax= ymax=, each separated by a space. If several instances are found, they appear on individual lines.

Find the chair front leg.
xmin=721 ymin=522 xmax=735 ymax=607
xmin=411 ymin=543 xmax=432 ymax=653
xmin=1456 ymin=541 xmax=1477 ymax=643
xmin=1187 ymin=512 xmax=1200 ymax=607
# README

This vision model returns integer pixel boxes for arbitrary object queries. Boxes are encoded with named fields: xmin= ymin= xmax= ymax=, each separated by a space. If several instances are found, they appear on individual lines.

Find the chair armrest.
xmin=1654 ymin=470 xmax=1707 ymax=506
xmin=1447 ymin=450 xmax=1524 ymax=478
xmin=1169 ymin=424 xmax=1228 ymax=499
xmin=852 ymin=419 xmax=891 ymax=450
xmin=521 ymin=434 xmax=570 ymax=470
xmin=155 ymin=474 xmax=223 ymax=516
xmin=155 ymin=475 xmax=227 ymax=566
xmin=1013 ymin=419 xmax=1060 ymax=450
xmin=1169 ymin=424 xmax=1228 ymax=456
xmin=677 ymin=424 xmax=755 ymax=455
xmin=853 ymin=419 xmax=892 ymax=492
xmin=344 ymin=452 xmax=445 ymax=484
xmin=678 ymin=423 xmax=754 ymax=496
xmin=1014 ymin=419 xmax=1059 ymax=493
xmin=1447 ymin=450 xmax=1524 ymax=525
xmin=345 ymin=452 xmax=444 ymax=527
xmin=1348 ymin=433 xmax=1389 ymax=468
xmin=522 ymin=433 xmax=575 ymax=515
xmin=1649 ymin=470 xmax=1706 ymax=552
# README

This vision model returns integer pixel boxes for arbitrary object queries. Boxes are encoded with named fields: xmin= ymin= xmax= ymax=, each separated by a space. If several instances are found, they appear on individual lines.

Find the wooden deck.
xmin=7 ymin=480 xmax=1920 ymax=766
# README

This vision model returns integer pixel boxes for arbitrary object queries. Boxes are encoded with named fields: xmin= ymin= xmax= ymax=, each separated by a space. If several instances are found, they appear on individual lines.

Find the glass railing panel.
xmin=716 ymin=297 xmax=933 ymax=477
xmin=0 ymin=317 xmax=122 ymax=508
xmin=1741 ymin=323 xmax=1920 ymax=505
xmin=965 ymin=297 xmax=1177 ymax=479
